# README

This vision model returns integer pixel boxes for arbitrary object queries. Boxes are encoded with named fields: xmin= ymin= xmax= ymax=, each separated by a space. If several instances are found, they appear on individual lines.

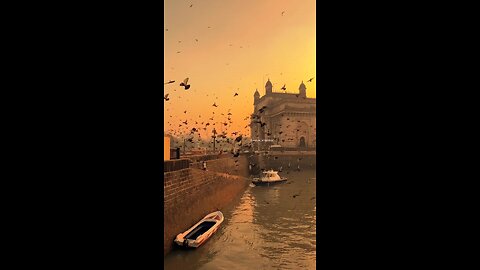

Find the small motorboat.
xmin=252 ymin=170 xmax=287 ymax=186
xmin=174 ymin=211 xmax=224 ymax=248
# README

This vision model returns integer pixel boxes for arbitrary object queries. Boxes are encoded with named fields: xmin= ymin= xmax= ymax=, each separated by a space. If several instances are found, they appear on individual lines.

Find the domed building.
xmin=250 ymin=79 xmax=316 ymax=150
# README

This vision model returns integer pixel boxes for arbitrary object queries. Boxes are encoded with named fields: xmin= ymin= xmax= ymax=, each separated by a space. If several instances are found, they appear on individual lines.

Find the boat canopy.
xmin=261 ymin=170 xmax=281 ymax=179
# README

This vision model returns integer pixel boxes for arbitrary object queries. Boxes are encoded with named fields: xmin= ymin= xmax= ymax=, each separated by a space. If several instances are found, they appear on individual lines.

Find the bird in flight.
xmin=164 ymin=80 xmax=175 ymax=85
xmin=190 ymin=4 xmax=193 ymax=7
xmin=180 ymin=78 xmax=190 ymax=90
xmin=281 ymin=84 xmax=286 ymax=91
xmin=195 ymin=39 xmax=198 ymax=42
xmin=234 ymin=93 xmax=239 ymax=97
xmin=212 ymin=102 xmax=218 ymax=107
xmin=176 ymin=51 xmax=181 ymax=54
xmin=281 ymin=11 xmax=285 ymax=16
xmin=235 ymin=135 xmax=243 ymax=142
xmin=164 ymin=94 xmax=169 ymax=101
xmin=307 ymin=77 xmax=315 ymax=82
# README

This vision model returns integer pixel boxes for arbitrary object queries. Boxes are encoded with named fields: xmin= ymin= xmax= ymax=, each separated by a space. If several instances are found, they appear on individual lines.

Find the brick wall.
xmin=163 ymin=168 xmax=221 ymax=208
xmin=189 ymin=154 xmax=250 ymax=177
xmin=163 ymin=156 xmax=250 ymax=256
xmin=164 ymin=159 xmax=190 ymax=172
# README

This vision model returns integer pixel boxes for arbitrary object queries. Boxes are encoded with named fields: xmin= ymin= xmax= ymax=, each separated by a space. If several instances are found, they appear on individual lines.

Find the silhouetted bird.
xmin=164 ymin=80 xmax=175 ymax=85
xmin=164 ymin=94 xmax=170 ymax=101
xmin=308 ymin=77 xmax=314 ymax=82
xmin=195 ymin=39 xmax=198 ymax=42
xmin=184 ymin=110 xmax=187 ymax=114
xmin=180 ymin=78 xmax=190 ymax=90
xmin=281 ymin=84 xmax=286 ymax=90
xmin=234 ymin=93 xmax=238 ymax=97
xmin=212 ymin=103 xmax=218 ymax=107
xmin=190 ymin=4 xmax=193 ymax=7
xmin=281 ymin=11 xmax=285 ymax=16
xmin=176 ymin=51 xmax=181 ymax=54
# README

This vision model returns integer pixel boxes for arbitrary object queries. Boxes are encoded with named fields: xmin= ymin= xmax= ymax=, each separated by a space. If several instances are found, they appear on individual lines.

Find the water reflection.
xmin=164 ymin=169 xmax=316 ymax=270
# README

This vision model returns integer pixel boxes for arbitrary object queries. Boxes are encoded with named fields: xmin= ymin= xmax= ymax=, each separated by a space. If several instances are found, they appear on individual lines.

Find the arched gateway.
xmin=250 ymin=79 xmax=316 ymax=150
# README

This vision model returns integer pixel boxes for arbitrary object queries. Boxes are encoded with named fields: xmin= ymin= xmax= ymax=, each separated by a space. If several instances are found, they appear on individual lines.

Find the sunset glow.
xmin=164 ymin=0 xmax=316 ymax=139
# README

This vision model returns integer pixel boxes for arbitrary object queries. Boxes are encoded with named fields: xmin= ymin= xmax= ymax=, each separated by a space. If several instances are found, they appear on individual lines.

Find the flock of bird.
xmin=164 ymin=3 xmax=316 ymax=158
xmin=164 ymin=2 xmax=316 ymax=235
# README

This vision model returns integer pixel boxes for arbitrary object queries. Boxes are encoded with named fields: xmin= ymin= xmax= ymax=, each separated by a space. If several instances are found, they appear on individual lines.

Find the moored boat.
xmin=174 ymin=211 xmax=224 ymax=248
xmin=252 ymin=170 xmax=287 ymax=186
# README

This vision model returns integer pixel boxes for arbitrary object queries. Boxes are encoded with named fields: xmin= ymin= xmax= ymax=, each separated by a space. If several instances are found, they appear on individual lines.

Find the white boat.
xmin=174 ymin=211 xmax=224 ymax=248
xmin=252 ymin=170 xmax=287 ymax=185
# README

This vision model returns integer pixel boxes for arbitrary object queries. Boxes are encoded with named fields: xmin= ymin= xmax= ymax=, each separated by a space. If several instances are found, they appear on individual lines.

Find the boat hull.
xmin=252 ymin=178 xmax=288 ymax=185
xmin=174 ymin=211 xmax=224 ymax=248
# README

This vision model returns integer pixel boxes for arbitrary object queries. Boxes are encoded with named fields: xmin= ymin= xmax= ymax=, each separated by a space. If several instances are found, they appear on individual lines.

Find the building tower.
xmin=254 ymin=89 xmax=260 ymax=105
xmin=299 ymin=81 xmax=307 ymax=98
xmin=265 ymin=79 xmax=273 ymax=95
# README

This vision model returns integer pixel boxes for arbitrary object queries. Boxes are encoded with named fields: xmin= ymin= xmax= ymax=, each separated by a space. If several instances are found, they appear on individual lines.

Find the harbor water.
xmin=164 ymin=169 xmax=317 ymax=270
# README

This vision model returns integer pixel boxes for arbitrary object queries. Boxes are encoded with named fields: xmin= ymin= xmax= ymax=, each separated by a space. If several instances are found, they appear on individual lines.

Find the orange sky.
xmin=164 ymin=0 xmax=316 ymax=139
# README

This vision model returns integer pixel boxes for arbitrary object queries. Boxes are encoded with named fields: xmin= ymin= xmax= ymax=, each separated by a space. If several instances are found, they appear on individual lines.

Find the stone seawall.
xmin=189 ymin=154 xmax=250 ymax=177
xmin=248 ymin=153 xmax=316 ymax=175
xmin=163 ymin=155 xmax=249 ymax=256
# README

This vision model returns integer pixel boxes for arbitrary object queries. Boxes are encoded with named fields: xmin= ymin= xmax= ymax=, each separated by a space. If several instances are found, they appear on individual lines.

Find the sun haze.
xmin=164 ymin=0 xmax=316 ymax=139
